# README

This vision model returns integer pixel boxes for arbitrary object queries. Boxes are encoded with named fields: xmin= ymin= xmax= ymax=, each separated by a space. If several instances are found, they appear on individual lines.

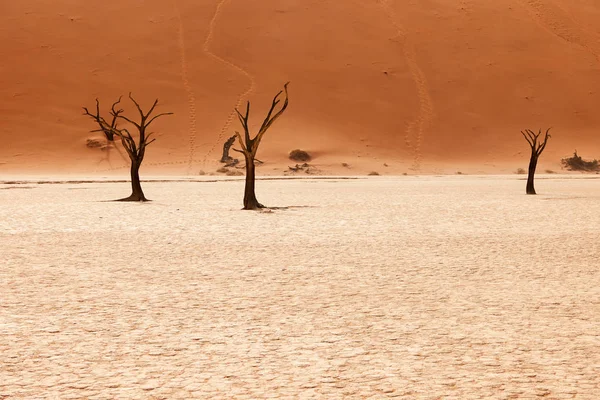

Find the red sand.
xmin=2 ymin=0 xmax=600 ymax=175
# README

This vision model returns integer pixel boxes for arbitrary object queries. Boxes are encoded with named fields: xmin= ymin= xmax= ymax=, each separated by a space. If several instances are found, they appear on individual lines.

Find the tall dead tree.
xmin=83 ymin=93 xmax=172 ymax=201
xmin=233 ymin=82 xmax=290 ymax=210
xmin=521 ymin=128 xmax=551 ymax=195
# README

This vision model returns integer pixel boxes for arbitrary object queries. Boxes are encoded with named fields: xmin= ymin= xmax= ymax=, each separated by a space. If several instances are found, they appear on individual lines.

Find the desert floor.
xmin=1 ymin=175 xmax=599 ymax=399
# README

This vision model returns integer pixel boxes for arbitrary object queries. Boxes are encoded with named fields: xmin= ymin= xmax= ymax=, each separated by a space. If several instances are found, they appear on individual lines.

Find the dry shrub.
xmin=516 ymin=168 xmax=526 ymax=174
xmin=368 ymin=171 xmax=380 ymax=176
xmin=216 ymin=167 xmax=229 ymax=173
xmin=226 ymin=170 xmax=244 ymax=176
xmin=289 ymin=149 xmax=311 ymax=162
xmin=561 ymin=151 xmax=600 ymax=172
xmin=288 ymin=163 xmax=310 ymax=172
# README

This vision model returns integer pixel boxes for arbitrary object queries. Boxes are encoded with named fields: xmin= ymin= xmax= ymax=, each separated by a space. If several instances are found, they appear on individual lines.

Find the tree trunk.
xmin=243 ymin=153 xmax=264 ymax=210
xmin=119 ymin=159 xmax=148 ymax=201
xmin=221 ymin=135 xmax=235 ymax=163
xmin=526 ymin=153 xmax=538 ymax=195
xmin=220 ymin=148 xmax=231 ymax=163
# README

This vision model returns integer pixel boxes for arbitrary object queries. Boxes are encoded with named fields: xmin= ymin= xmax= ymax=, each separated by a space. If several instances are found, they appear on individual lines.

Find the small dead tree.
xmin=83 ymin=97 xmax=125 ymax=164
xmin=233 ymin=82 xmax=289 ymax=210
xmin=83 ymin=93 xmax=172 ymax=201
xmin=84 ymin=97 xmax=122 ymax=142
xmin=220 ymin=135 xmax=237 ymax=163
xmin=521 ymin=128 xmax=551 ymax=195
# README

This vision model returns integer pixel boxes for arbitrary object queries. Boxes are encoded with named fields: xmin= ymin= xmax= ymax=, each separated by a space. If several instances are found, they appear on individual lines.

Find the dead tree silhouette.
xmin=521 ymin=128 xmax=551 ymax=195
xmin=233 ymin=82 xmax=290 ymax=210
xmin=84 ymin=97 xmax=122 ymax=142
xmin=220 ymin=134 xmax=237 ymax=163
xmin=83 ymin=93 xmax=173 ymax=201
xmin=83 ymin=97 xmax=125 ymax=167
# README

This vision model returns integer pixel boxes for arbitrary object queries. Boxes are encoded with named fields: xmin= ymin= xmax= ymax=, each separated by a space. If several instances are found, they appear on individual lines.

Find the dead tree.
xmin=521 ymin=128 xmax=551 ymax=195
xmin=233 ymin=82 xmax=290 ymax=210
xmin=83 ymin=93 xmax=172 ymax=201
xmin=220 ymin=135 xmax=237 ymax=163
xmin=83 ymin=97 xmax=124 ymax=165
xmin=84 ymin=97 xmax=123 ymax=142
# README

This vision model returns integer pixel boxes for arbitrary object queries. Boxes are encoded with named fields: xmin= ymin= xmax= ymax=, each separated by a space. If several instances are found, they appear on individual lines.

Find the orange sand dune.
xmin=2 ymin=0 xmax=600 ymax=175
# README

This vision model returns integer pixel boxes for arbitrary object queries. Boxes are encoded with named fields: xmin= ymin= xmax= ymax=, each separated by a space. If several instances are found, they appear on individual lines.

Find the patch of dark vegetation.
xmin=561 ymin=151 xmax=600 ymax=172
xmin=224 ymin=158 xmax=240 ymax=168
xmin=86 ymin=138 xmax=104 ymax=149
xmin=289 ymin=149 xmax=311 ymax=162
xmin=287 ymin=163 xmax=317 ymax=174
xmin=255 ymin=205 xmax=318 ymax=214
xmin=0 ymin=186 xmax=35 ymax=190
xmin=288 ymin=163 xmax=309 ymax=172
xmin=368 ymin=171 xmax=380 ymax=176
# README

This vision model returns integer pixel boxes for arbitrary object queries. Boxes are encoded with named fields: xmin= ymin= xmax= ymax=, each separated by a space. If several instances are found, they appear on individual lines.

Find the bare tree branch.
xmin=520 ymin=131 xmax=533 ymax=147
xmin=83 ymin=98 xmax=120 ymax=141
xmin=234 ymin=130 xmax=248 ymax=153
xmin=147 ymin=112 xmax=174 ymax=127
xmin=116 ymin=114 xmax=141 ymax=129
xmin=128 ymin=92 xmax=146 ymax=121
xmin=235 ymin=101 xmax=251 ymax=145
xmin=144 ymin=98 xmax=160 ymax=119
xmin=537 ymin=128 xmax=551 ymax=156
xmin=111 ymin=97 xmax=123 ymax=114
xmin=253 ymin=82 xmax=290 ymax=153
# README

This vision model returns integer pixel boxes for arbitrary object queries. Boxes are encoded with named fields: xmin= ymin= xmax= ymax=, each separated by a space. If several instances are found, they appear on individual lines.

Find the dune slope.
xmin=1 ymin=0 xmax=600 ymax=174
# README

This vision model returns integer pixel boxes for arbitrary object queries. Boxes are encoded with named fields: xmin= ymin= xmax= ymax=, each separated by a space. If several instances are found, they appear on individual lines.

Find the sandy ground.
xmin=1 ymin=175 xmax=599 ymax=399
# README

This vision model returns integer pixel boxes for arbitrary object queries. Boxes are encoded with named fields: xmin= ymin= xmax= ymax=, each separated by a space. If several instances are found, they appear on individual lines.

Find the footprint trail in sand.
xmin=518 ymin=0 xmax=600 ymax=63
xmin=377 ymin=0 xmax=435 ymax=171
xmin=99 ymin=3 xmax=200 ymax=175
xmin=201 ymin=0 xmax=256 ymax=165
xmin=91 ymin=137 xmax=129 ymax=173
xmin=173 ymin=0 xmax=199 ymax=174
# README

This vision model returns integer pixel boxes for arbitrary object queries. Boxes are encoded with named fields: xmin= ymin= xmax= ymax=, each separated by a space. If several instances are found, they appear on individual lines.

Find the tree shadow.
xmin=254 ymin=205 xmax=317 ymax=213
